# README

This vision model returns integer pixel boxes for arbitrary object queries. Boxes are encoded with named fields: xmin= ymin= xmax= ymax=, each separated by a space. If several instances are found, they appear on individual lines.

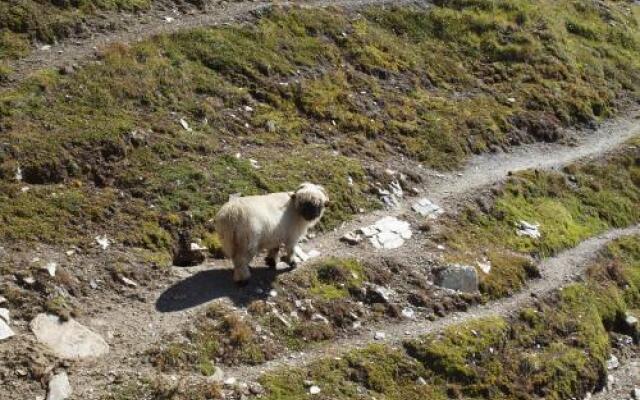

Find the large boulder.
xmin=434 ymin=265 xmax=479 ymax=293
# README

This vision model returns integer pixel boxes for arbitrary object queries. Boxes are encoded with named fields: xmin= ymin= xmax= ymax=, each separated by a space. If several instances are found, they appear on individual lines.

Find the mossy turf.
xmin=1 ymin=1 xmax=640 ymax=258
xmin=442 ymin=137 xmax=640 ymax=299
xmin=258 ymin=234 xmax=640 ymax=400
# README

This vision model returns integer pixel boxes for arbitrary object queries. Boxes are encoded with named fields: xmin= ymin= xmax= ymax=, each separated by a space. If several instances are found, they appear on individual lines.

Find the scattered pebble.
xmin=607 ymin=354 xmax=619 ymax=370
xmin=401 ymin=307 xmax=415 ymax=320
xmin=269 ymin=290 xmax=277 ymax=298
xmin=95 ymin=235 xmax=110 ymax=250
xmin=43 ymin=262 xmax=57 ymax=277
xmin=309 ymin=385 xmax=321 ymax=395
xmin=374 ymin=332 xmax=386 ymax=340
xmin=224 ymin=377 xmax=237 ymax=387
xmin=164 ymin=16 xmax=175 ymax=23
xmin=416 ymin=377 xmax=427 ymax=386
xmin=516 ymin=221 xmax=541 ymax=239
xmin=179 ymin=118 xmax=192 ymax=132
xmin=120 ymin=276 xmax=138 ymax=287
xmin=412 ymin=198 xmax=444 ymax=218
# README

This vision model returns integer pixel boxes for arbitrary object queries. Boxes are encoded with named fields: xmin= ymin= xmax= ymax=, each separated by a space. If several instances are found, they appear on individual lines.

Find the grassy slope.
xmin=441 ymin=136 xmax=640 ymax=299
xmin=1 ymin=0 xmax=639 ymax=259
xmin=257 ymin=234 xmax=640 ymax=400
xmin=0 ymin=0 xmax=153 ymax=66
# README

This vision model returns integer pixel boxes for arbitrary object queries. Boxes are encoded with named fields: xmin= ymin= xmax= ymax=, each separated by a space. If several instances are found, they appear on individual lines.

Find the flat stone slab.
xmin=516 ymin=220 xmax=541 ymax=239
xmin=31 ymin=314 xmax=109 ymax=360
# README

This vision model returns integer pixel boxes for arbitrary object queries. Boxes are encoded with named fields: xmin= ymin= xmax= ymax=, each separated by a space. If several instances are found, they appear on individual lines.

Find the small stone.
xmin=401 ymin=307 xmax=415 ymax=319
xmin=341 ymin=232 xmax=362 ymax=245
xmin=190 ymin=242 xmax=206 ymax=252
xmin=0 ymin=308 xmax=10 ymax=324
xmin=47 ymin=372 xmax=72 ymax=400
xmin=120 ymin=276 xmax=138 ymax=287
xmin=412 ymin=198 xmax=443 ymax=218
xmin=275 ymin=262 xmax=290 ymax=271
xmin=434 ymin=265 xmax=479 ymax=293
xmin=179 ymin=118 xmax=192 ymax=132
xmin=207 ymin=367 xmax=224 ymax=383
xmin=40 ymin=45 xmax=52 ymax=51
xmin=0 ymin=296 xmax=6 ymax=304
xmin=309 ymin=385 xmax=321 ymax=395
xmin=269 ymin=290 xmax=277 ymax=298
xmin=632 ymin=388 xmax=640 ymax=400
xmin=507 ymin=97 xmax=516 ymax=103
xmin=0 ymin=318 xmax=14 ymax=341
xmin=307 ymin=249 xmax=321 ymax=259
xmin=416 ymin=377 xmax=427 ymax=386
xmin=265 ymin=120 xmax=276 ymax=132
xmin=43 ymin=262 xmax=57 ymax=277
xmin=625 ymin=313 xmax=638 ymax=328
xmin=477 ymin=260 xmax=491 ymax=274
xmin=374 ymin=332 xmax=386 ymax=340
xmin=249 ymin=382 xmax=264 ymax=395
xmin=607 ymin=354 xmax=619 ymax=370
xmin=224 ymin=377 xmax=237 ymax=387
xmin=23 ymin=276 xmax=36 ymax=285
xmin=516 ymin=221 xmax=541 ymax=239
xmin=89 ymin=280 xmax=98 ymax=290
xmin=303 ymin=380 xmax=314 ymax=387
xmin=95 ymin=235 xmax=110 ymax=250
xmin=311 ymin=313 xmax=329 ymax=324
xmin=164 ymin=16 xmax=175 ymax=22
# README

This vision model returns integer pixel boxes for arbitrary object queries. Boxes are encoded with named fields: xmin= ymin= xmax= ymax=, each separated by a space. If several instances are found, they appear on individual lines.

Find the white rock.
xmin=477 ymin=260 xmax=492 ymax=274
xmin=249 ymin=159 xmax=260 ymax=169
xmin=507 ymin=97 xmax=516 ymax=103
xmin=341 ymin=232 xmax=362 ymax=245
xmin=309 ymin=385 xmax=321 ymax=395
xmin=269 ymin=290 xmax=277 ymax=298
xmin=516 ymin=221 xmax=541 ymax=239
xmin=374 ymin=216 xmax=411 ymax=235
xmin=401 ymin=307 xmax=415 ymax=319
xmin=412 ymin=198 xmax=443 ymax=218
xmin=207 ymin=367 xmax=224 ymax=383
xmin=0 ymin=308 xmax=10 ymax=324
xmin=0 ymin=295 xmax=6 ymax=304
xmin=416 ymin=377 xmax=427 ymax=386
xmin=347 ymin=176 xmax=354 ymax=186
xmin=120 ymin=276 xmax=138 ymax=287
xmin=374 ymin=332 xmax=386 ymax=340
xmin=179 ymin=118 xmax=192 ymax=131
xmin=190 ymin=242 xmax=206 ymax=251
xmin=311 ymin=313 xmax=329 ymax=324
xmin=40 ymin=45 xmax=52 ymax=51
xmin=47 ymin=372 xmax=72 ymax=400
xmin=43 ymin=262 xmax=57 ymax=277
xmin=632 ymin=388 xmax=640 ymax=400
xmin=307 ymin=249 xmax=321 ymax=259
xmin=224 ymin=377 xmax=237 ymax=387
xmin=0 ymin=318 xmax=14 ymax=341
xmin=31 ymin=314 xmax=109 ymax=359
xmin=275 ymin=261 xmax=291 ymax=271
xmin=625 ymin=313 xmax=638 ymax=327
xmin=95 ymin=235 xmax=110 ymax=250
xmin=372 ymin=231 xmax=405 ymax=249
xmin=24 ymin=276 xmax=36 ymax=285
xmin=607 ymin=354 xmax=619 ymax=370
xmin=164 ymin=16 xmax=175 ymax=23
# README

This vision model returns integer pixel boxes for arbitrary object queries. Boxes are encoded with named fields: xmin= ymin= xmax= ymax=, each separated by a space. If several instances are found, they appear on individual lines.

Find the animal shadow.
xmin=155 ymin=264 xmax=290 ymax=313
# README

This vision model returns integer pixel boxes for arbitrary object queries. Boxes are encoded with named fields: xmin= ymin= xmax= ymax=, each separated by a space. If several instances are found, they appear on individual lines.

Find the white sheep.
xmin=214 ymin=183 xmax=329 ymax=285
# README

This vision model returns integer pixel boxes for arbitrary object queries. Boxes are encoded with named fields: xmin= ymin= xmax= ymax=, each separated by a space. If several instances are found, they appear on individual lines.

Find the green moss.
xmin=309 ymin=258 xmax=365 ymax=300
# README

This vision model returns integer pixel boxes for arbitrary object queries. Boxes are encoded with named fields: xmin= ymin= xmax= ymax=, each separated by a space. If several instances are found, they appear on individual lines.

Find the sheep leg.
xmin=265 ymin=247 xmax=279 ymax=269
xmin=232 ymin=251 xmax=255 ymax=286
xmin=281 ymin=240 xmax=298 ymax=269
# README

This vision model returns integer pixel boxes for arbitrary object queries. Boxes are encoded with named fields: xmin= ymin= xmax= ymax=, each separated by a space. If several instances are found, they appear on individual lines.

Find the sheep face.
xmin=292 ymin=183 xmax=329 ymax=222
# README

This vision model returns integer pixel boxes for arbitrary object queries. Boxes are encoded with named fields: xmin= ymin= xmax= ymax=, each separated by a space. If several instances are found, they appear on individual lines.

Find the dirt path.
xmin=2 ymin=0 xmax=425 ymax=88
xmin=56 ymin=111 xmax=639 ymax=398
xmin=226 ymin=224 xmax=640 ymax=382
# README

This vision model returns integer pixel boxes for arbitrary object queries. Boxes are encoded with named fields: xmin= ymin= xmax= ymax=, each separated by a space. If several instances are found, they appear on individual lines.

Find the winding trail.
xmin=228 ymin=224 xmax=640 ymax=381
xmin=2 ymin=0 xmax=426 ymax=87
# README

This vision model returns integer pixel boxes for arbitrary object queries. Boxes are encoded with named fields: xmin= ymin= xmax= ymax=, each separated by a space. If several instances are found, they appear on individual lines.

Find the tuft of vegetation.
xmin=442 ymin=138 xmax=640 ymax=298
xmin=308 ymin=258 xmax=365 ymax=300
xmin=259 ymin=233 xmax=640 ymax=400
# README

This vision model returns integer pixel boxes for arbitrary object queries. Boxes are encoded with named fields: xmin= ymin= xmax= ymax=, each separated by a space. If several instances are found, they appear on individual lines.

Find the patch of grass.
xmin=443 ymin=139 xmax=640 ymax=298
xmin=259 ymin=233 xmax=640 ymax=400
xmin=309 ymin=258 xmax=365 ymax=300
xmin=151 ymin=304 xmax=279 ymax=372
